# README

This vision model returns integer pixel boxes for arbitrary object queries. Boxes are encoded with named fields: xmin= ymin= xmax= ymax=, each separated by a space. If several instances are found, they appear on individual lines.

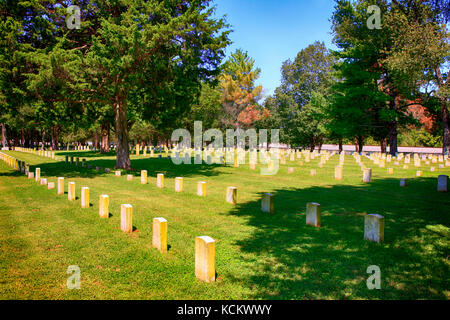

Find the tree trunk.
xmin=54 ymin=126 xmax=59 ymax=150
xmin=24 ymin=130 xmax=30 ymax=147
xmin=388 ymin=123 xmax=398 ymax=156
xmin=101 ymin=122 xmax=110 ymax=153
xmin=387 ymin=92 xmax=399 ymax=156
xmin=114 ymin=98 xmax=131 ymax=169
xmin=94 ymin=130 xmax=99 ymax=150
xmin=442 ymin=96 xmax=450 ymax=155
xmin=356 ymin=136 xmax=364 ymax=153
xmin=338 ymin=138 xmax=343 ymax=154
xmin=380 ymin=138 xmax=387 ymax=154
xmin=434 ymin=67 xmax=449 ymax=155
xmin=51 ymin=128 xmax=55 ymax=150
xmin=41 ymin=130 xmax=46 ymax=150
xmin=1 ymin=123 xmax=8 ymax=148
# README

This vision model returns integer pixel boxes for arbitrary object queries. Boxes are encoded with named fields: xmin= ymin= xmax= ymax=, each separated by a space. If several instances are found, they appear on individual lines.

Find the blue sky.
xmin=213 ymin=0 xmax=338 ymax=97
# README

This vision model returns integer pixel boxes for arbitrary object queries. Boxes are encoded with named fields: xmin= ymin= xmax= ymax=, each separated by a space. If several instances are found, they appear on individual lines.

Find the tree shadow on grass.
xmin=56 ymin=150 xmax=115 ymax=158
xmin=225 ymin=177 xmax=449 ymax=300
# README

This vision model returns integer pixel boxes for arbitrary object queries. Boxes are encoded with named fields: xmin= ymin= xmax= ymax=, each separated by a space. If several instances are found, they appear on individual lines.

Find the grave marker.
xmin=364 ymin=214 xmax=384 ymax=243
xmin=261 ymin=193 xmax=274 ymax=214
xmin=58 ymin=177 xmax=64 ymax=195
xmin=437 ymin=175 xmax=448 ymax=192
xmin=141 ymin=170 xmax=148 ymax=184
xmin=334 ymin=166 xmax=343 ymax=180
xmin=226 ymin=187 xmax=237 ymax=205
xmin=363 ymin=168 xmax=372 ymax=183
xmin=175 ymin=177 xmax=183 ymax=192
xmin=400 ymin=178 xmax=407 ymax=187
xmin=152 ymin=217 xmax=168 ymax=254
xmin=81 ymin=187 xmax=89 ymax=208
xmin=120 ymin=204 xmax=133 ymax=233
xmin=197 ymin=181 xmax=206 ymax=197
xmin=157 ymin=173 xmax=164 ymax=188
xmin=35 ymin=168 xmax=41 ymax=182
xmin=68 ymin=182 xmax=76 ymax=201
xmin=195 ymin=236 xmax=216 ymax=283
xmin=306 ymin=202 xmax=321 ymax=227
xmin=99 ymin=195 xmax=109 ymax=218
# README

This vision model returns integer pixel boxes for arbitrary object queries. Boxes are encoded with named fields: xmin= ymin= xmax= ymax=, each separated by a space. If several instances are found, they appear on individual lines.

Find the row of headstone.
xmin=116 ymin=170 xmax=239 ymax=204
xmin=14 ymin=147 xmax=56 ymax=160
xmin=261 ymin=195 xmax=386 ymax=243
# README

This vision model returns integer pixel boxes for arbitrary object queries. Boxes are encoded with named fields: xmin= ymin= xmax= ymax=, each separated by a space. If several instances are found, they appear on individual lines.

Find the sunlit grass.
xmin=0 ymin=150 xmax=449 ymax=299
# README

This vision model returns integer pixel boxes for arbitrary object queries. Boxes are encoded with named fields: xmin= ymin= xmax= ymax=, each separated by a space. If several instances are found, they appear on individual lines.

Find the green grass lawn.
xmin=0 ymin=150 xmax=449 ymax=299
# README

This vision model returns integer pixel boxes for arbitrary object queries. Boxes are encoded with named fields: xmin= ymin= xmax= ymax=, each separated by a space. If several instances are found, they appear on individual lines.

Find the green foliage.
xmin=266 ymin=42 xmax=334 ymax=148
xmin=1 ymin=1 xmax=231 ymax=166
xmin=186 ymin=82 xmax=223 ymax=130
xmin=398 ymin=127 xmax=442 ymax=147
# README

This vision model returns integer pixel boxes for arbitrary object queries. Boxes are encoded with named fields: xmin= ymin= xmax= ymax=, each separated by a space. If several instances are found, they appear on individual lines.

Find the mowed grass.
xmin=0 ymin=150 xmax=449 ymax=300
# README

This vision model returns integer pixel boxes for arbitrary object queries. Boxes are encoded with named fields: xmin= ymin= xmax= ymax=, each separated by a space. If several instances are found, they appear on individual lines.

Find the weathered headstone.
xmin=195 ymin=236 xmax=216 ymax=283
xmin=140 ymin=170 xmax=148 ymax=184
xmin=157 ymin=173 xmax=164 ymax=188
xmin=81 ymin=187 xmax=89 ymax=208
xmin=261 ymin=193 xmax=274 ymax=214
xmin=48 ymin=182 xmax=55 ymax=190
xmin=197 ymin=181 xmax=206 ymax=197
xmin=99 ymin=195 xmax=109 ymax=218
xmin=120 ymin=204 xmax=133 ymax=233
xmin=400 ymin=178 xmax=407 ymax=187
xmin=226 ymin=187 xmax=237 ymax=205
xmin=57 ymin=177 xmax=64 ymax=195
xmin=334 ymin=166 xmax=343 ymax=180
xmin=306 ymin=202 xmax=321 ymax=227
xmin=40 ymin=178 xmax=47 ymax=185
xmin=127 ymin=174 xmax=133 ymax=181
xmin=35 ymin=168 xmax=41 ymax=182
xmin=364 ymin=214 xmax=384 ymax=243
xmin=175 ymin=177 xmax=183 ymax=192
xmin=152 ymin=217 xmax=168 ymax=254
xmin=363 ymin=168 xmax=372 ymax=183
xmin=437 ymin=175 xmax=448 ymax=192
xmin=68 ymin=182 xmax=76 ymax=201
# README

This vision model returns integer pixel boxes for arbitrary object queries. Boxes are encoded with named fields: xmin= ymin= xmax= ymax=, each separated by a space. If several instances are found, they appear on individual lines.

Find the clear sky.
xmin=213 ymin=0 xmax=338 ymax=97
